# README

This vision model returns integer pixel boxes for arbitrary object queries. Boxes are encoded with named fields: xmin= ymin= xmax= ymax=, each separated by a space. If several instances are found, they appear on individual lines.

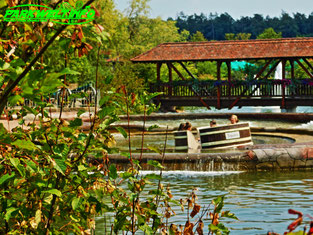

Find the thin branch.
xmin=0 ymin=0 xmax=96 ymax=116
xmin=72 ymin=45 xmax=101 ymax=164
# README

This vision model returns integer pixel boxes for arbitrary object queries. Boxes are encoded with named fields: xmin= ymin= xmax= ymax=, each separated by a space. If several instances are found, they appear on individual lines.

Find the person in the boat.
xmin=185 ymin=122 xmax=192 ymax=131
xmin=178 ymin=123 xmax=186 ymax=131
xmin=229 ymin=115 xmax=239 ymax=124
xmin=210 ymin=120 xmax=217 ymax=127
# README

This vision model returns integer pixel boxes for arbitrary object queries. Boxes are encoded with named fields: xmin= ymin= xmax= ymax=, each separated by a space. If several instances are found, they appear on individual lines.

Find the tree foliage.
xmin=174 ymin=11 xmax=313 ymax=40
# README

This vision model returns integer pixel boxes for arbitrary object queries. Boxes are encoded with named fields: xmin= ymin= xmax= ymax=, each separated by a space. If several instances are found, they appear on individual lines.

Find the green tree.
xmin=190 ymin=31 xmax=207 ymax=42
xmin=257 ymin=27 xmax=282 ymax=39
xmin=225 ymin=32 xmax=251 ymax=40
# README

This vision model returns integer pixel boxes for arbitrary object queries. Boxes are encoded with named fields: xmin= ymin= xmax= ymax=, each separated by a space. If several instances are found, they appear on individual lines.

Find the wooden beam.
xmin=157 ymin=63 xmax=162 ymax=82
xmin=169 ymin=63 xmax=187 ymax=80
xmin=295 ymin=59 xmax=313 ymax=79
xmin=264 ymin=60 xmax=281 ymax=79
xmin=228 ymin=60 xmax=273 ymax=109
xmin=226 ymin=61 xmax=231 ymax=97
xmin=174 ymin=62 xmax=211 ymax=110
xmin=156 ymin=63 xmax=162 ymax=105
xmin=178 ymin=62 xmax=197 ymax=79
xmin=167 ymin=63 xmax=172 ymax=96
xmin=303 ymin=58 xmax=313 ymax=73
xmin=217 ymin=61 xmax=221 ymax=109
xmin=281 ymin=60 xmax=286 ymax=108
xmin=290 ymin=59 xmax=294 ymax=79
xmin=282 ymin=59 xmax=286 ymax=79
xmin=254 ymin=59 xmax=274 ymax=79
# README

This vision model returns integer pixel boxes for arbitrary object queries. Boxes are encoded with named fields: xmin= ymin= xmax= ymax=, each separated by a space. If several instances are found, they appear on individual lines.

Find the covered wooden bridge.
xmin=131 ymin=38 xmax=313 ymax=110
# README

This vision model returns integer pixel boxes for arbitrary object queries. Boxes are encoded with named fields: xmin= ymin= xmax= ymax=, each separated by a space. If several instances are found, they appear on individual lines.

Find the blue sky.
xmin=115 ymin=0 xmax=313 ymax=19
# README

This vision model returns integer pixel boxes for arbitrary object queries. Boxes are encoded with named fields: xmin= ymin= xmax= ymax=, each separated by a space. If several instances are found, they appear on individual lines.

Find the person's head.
xmin=178 ymin=123 xmax=186 ymax=131
xmin=229 ymin=115 xmax=239 ymax=124
xmin=185 ymin=122 xmax=192 ymax=130
xmin=210 ymin=120 xmax=217 ymax=127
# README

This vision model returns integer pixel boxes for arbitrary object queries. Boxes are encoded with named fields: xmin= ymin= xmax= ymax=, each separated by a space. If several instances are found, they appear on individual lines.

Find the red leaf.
xmin=287 ymin=217 xmax=303 ymax=232
xmin=91 ymin=5 xmax=100 ymax=17
xmin=71 ymin=32 xmax=77 ymax=41
xmin=78 ymin=30 xmax=83 ymax=40
xmin=288 ymin=209 xmax=303 ymax=217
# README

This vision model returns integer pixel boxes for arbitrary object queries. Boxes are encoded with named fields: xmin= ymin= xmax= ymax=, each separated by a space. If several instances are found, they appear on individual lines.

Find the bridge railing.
xmin=150 ymin=79 xmax=313 ymax=98
xmin=18 ymin=84 xmax=97 ymax=108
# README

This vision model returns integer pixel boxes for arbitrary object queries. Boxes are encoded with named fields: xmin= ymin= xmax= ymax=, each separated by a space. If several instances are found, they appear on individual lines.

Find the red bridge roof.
xmin=131 ymin=38 xmax=313 ymax=63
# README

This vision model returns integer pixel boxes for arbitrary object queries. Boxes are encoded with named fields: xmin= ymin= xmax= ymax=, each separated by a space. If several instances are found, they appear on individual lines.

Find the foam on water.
xmin=138 ymin=170 xmax=243 ymax=178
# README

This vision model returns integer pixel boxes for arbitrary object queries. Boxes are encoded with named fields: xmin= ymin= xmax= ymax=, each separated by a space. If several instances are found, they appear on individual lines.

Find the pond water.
xmin=95 ymin=171 xmax=313 ymax=234
xmin=114 ymin=115 xmax=297 ymax=152
xmin=101 ymin=108 xmax=312 ymax=234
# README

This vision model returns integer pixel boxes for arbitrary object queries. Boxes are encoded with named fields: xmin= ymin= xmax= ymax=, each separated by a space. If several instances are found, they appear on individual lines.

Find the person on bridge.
xmin=229 ymin=115 xmax=239 ymax=124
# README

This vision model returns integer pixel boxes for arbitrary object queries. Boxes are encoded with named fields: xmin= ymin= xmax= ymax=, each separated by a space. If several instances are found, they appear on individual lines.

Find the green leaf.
xmin=72 ymin=197 xmax=82 ymax=210
xmin=0 ymin=62 xmax=10 ymax=70
xmin=5 ymin=207 xmax=18 ymax=221
xmin=147 ymin=160 xmax=164 ymax=169
xmin=78 ymin=165 xmax=87 ymax=171
xmin=144 ymin=174 xmax=161 ymax=180
xmin=28 ymin=69 xmax=45 ymax=82
xmin=98 ymin=106 xmax=115 ymax=119
xmin=213 ymin=195 xmax=225 ymax=213
xmin=12 ymin=139 xmax=37 ymax=151
xmin=24 ymin=106 xmax=39 ymax=116
xmin=222 ymin=211 xmax=238 ymax=220
xmin=59 ymin=67 xmax=81 ymax=75
xmin=23 ymin=159 xmax=38 ymax=173
xmin=109 ymin=164 xmax=118 ymax=179
xmin=105 ymin=74 xmax=113 ymax=84
xmin=9 ymin=158 xmax=26 ymax=177
xmin=0 ymin=172 xmax=15 ymax=185
xmin=10 ymin=58 xmax=25 ymax=67
xmin=52 ymin=158 xmax=67 ymax=176
xmin=147 ymin=146 xmax=162 ymax=155
xmin=8 ymin=95 xmax=23 ymax=106
xmin=0 ymin=0 xmax=7 ymax=8
xmin=147 ymin=124 xmax=159 ymax=131
xmin=120 ymin=171 xmax=133 ymax=179
xmin=115 ymin=127 xmax=127 ymax=138
xmin=42 ymin=189 xmax=62 ymax=197
xmin=208 ymin=224 xmax=219 ymax=232
xmin=77 ymin=109 xmax=85 ymax=117
xmin=139 ymin=224 xmax=153 ymax=235
xmin=35 ymin=209 xmax=42 ymax=227
xmin=69 ymin=118 xmax=83 ymax=127
xmin=70 ymin=215 xmax=80 ymax=222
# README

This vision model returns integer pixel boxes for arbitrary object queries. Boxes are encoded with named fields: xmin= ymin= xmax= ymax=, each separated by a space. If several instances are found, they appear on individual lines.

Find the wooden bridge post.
xmin=217 ymin=61 xmax=221 ymax=109
xmin=167 ymin=63 xmax=173 ymax=96
xmin=281 ymin=60 xmax=286 ymax=108
xmin=156 ymin=62 xmax=162 ymax=105
xmin=226 ymin=61 xmax=231 ymax=97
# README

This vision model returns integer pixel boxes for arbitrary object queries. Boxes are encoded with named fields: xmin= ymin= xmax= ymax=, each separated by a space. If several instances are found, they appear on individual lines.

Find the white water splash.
xmin=138 ymin=170 xmax=243 ymax=178
xmin=294 ymin=120 xmax=313 ymax=130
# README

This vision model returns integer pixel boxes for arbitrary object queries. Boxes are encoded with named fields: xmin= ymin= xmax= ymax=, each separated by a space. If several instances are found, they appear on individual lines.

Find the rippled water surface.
xmin=96 ymin=171 xmax=313 ymax=234
xmin=100 ymin=108 xmax=312 ymax=233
